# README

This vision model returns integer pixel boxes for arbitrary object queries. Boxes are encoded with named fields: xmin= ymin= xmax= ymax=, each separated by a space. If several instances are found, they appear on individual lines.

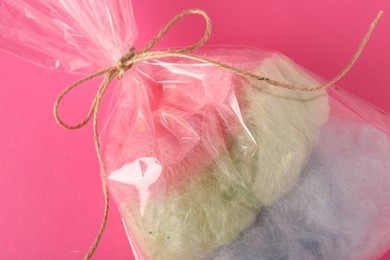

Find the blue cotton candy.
xmin=207 ymin=97 xmax=390 ymax=260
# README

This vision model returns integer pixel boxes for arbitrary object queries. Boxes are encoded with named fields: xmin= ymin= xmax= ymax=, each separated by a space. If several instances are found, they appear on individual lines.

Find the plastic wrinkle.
xmin=0 ymin=0 xmax=137 ymax=72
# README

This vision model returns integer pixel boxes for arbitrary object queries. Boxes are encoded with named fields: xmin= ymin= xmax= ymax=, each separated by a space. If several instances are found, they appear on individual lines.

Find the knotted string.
xmin=53 ymin=8 xmax=383 ymax=260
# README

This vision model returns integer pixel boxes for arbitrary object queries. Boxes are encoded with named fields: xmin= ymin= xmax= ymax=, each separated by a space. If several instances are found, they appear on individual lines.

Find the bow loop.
xmin=53 ymin=67 xmax=111 ymax=130
xmin=141 ymin=9 xmax=212 ymax=54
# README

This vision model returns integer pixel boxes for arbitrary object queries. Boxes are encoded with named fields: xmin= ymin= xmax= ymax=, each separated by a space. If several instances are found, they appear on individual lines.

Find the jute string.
xmin=53 ymin=9 xmax=383 ymax=259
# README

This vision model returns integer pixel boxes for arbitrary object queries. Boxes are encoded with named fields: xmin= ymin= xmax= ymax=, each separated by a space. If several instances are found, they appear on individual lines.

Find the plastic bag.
xmin=1 ymin=1 xmax=389 ymax=259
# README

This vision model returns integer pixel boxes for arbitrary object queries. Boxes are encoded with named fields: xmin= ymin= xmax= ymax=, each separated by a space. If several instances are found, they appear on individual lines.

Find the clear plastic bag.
xmin=1 ymin=1 xmax=389 ymax=259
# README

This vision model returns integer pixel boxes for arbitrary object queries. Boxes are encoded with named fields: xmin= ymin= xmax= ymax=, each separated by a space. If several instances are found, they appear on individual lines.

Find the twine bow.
xmin=53 ymin=8 xmax=383 ymax=260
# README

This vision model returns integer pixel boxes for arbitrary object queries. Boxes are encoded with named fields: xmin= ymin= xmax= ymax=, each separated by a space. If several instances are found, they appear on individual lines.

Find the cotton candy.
xmin=106 ymin=52 xmax=329 ymax=259
xmin=207 ymin=96 xmax=390 ymax=260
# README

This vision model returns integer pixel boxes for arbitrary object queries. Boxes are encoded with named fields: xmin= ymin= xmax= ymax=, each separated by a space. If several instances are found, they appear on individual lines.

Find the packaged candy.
xmin=1 ymin=1 xmax=388 ymax=259
xmin=104 ymin=49 xmax=329 ymax=259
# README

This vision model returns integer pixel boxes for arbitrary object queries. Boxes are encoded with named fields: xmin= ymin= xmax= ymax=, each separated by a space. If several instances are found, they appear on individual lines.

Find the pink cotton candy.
xmin=101 ymin=60 xmax=252 ymax=188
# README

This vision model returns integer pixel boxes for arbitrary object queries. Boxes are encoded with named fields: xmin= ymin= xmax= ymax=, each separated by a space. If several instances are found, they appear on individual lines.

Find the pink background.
xmin=1 ymin=0 xmax=389 ymax=259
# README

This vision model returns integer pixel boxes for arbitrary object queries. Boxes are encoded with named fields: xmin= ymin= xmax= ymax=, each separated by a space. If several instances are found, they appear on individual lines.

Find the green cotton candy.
xmin=112 ymin=54 xmax=329 ymax=259
xmin=121 ymin=158 xmax=260 ymax=260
